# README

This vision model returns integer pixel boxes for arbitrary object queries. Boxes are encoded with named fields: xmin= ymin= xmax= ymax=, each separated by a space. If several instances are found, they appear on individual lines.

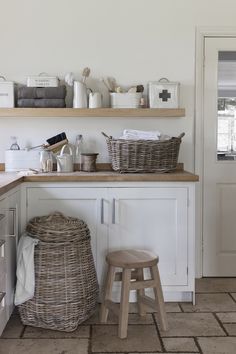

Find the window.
xmin=217 ymin=52 xmax=236 ymax=160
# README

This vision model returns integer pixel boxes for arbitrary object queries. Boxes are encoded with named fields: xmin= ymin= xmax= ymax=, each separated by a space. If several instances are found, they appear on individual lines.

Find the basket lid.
xmin=26 ymin=212 xmax=90 ymax=243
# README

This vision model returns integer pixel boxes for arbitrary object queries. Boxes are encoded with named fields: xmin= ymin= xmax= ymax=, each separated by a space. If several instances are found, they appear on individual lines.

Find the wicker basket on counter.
xmin=18 ymin=212 xmax=99 ymax=332
xmin=102 ymin=132 xmax=185 ymax=173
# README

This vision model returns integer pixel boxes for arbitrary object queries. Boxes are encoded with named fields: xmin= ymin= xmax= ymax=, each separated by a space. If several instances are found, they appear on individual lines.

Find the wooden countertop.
xmin=0 ymin=170 xmax=199 ymax=197
xmin=0 ymin=173 xmax=23 ymax=196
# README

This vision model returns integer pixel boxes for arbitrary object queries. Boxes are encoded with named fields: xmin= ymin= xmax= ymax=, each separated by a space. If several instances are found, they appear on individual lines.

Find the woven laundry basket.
xmin=18 ymin=212 xmax=99 ymax=332
xmin=102 ymin=132 xmax=185 ymax=173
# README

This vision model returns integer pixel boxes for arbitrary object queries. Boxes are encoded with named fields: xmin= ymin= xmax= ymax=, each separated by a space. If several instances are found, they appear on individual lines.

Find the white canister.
xmin=89 ymin=92 xmax=102 ymax=108
xmin=57 ymin=144 xmax=74 ymax=173
xmin=148 ymin=78 xmax=180 ymax=108
xmin=0 ymin=76 xmax=14 ymax=108
xmin=73 ymin=81 xmax=88 ymax=108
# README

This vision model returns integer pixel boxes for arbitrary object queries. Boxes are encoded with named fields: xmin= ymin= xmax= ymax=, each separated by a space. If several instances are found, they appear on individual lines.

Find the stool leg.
xmin=100 ymin=265 xmax=116 ymax=323
xmin=118 ymin=268 xmax=131 ymax=339
xmin=150 ymin=265 xmax=168 ymax=331
xmin=137 ymin=268 xmax=146 ymax=316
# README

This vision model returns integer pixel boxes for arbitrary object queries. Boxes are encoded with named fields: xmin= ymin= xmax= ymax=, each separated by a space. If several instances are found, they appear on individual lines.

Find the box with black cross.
xmin=148 ymin=78 xmax=180 ymax=108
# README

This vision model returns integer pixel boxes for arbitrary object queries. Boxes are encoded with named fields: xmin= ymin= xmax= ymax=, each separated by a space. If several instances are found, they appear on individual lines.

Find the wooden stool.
xmin=100 ymin=249 xmax=168 ymax=339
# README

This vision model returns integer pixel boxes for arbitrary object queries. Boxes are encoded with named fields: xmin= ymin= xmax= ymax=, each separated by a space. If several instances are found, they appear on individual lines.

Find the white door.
xmin=203 ymin=37 xmax=236 ymax=275
xmin=108 ymin=187 xmax=188 ymax=286
xmin=26 ymin=187 xmax=108 ymax=285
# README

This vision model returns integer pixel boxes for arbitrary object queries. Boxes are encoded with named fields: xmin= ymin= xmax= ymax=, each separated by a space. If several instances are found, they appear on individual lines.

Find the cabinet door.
xmin=109 ymin=187 xmax=188 ymax=286
xmin=5 ymin=190 xmax=20 ymax=319
xmin=0 ymin=196 xmax=7 ymax=335
xmin=26 ymin=187 xmax=108 ymax=285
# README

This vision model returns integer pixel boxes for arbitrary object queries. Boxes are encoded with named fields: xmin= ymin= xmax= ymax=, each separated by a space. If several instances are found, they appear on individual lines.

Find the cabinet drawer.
xmin=0 ymin=271 xmax=6 ymax=292
xmin=0 ymin=257 xmax=5 ymax=275
xmin=0 ymin=214 xmax=6 ymax=237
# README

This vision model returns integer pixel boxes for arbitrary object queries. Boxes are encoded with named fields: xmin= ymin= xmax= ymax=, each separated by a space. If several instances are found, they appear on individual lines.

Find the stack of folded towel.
xmin=17 ymin=86 xmax=66 ymax=108
xmin=120 ymin=129 xmax=170 ymax=140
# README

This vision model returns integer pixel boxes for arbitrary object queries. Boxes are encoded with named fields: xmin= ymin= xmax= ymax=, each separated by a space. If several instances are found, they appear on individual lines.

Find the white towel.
xmin=14 ymin=234 xmax=39 ymax=306
xmin=120 ymin=129 xmax=162 ymax=140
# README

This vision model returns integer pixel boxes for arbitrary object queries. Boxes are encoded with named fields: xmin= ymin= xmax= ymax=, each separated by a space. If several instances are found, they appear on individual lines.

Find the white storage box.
xmin=0 ymin=77 xmax=14 ymax=108
xmin=110 ymin=93 xmax=142 ymax=108
xmin=148 ymin=78 xmax=180 ymax=108
xmin=5 ymin=150 xmax=41 ymax=172
xmin=27 ymin=75 xmax=59 ymax=87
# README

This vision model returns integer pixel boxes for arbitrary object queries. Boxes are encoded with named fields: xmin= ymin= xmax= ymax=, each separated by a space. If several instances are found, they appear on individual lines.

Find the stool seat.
xmin=106 ymin=249 xmax=158 ymax=269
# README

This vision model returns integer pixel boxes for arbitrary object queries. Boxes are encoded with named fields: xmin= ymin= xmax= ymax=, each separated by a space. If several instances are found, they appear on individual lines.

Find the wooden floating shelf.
xmin=0 ymin=108 xmax=185 ymax=118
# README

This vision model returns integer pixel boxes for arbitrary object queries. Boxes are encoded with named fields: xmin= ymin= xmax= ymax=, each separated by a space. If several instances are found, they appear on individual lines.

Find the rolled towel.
xmin=18 ymin=86 xmax=66 ymax=99
xmin=17 ymin=98 xmax=66 ymax=108
xmin=14 ymin=233 xmax=39 ymax=305
xmin=120 ymin=129 xmax=162 ymax=140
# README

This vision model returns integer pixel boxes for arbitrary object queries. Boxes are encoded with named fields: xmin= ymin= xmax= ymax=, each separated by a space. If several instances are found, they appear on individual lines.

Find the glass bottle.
xmin=75 ymin=134 xmax=83 ymax=170
xmin=10 ymin=136 xmax=20 ymax=150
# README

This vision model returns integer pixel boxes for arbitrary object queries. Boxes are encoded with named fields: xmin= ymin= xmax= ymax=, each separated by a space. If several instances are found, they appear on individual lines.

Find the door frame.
xmin=195 ymin=27 xmax=236 ymax=278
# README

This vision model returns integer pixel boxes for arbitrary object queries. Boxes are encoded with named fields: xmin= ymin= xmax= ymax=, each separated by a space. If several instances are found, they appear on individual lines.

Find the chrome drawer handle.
xmin=101 ymin=198 xmax=104 ymax=224
xmin=8 ymin=208 xmax=16 ymax=237
xmin=112 ymin=198 xmax=116 ymax=224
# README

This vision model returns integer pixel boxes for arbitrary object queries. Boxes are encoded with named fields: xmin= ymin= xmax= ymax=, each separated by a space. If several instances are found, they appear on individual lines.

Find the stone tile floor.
xmin=2 ymin=278 xmax=236 ymax=353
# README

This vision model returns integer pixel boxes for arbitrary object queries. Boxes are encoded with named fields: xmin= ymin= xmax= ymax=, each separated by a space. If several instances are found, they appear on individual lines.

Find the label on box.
xmin=27 ymin=76 xmax=59 ymax=87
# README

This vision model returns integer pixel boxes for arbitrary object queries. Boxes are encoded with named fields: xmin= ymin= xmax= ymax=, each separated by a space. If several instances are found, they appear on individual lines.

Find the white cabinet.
xmin=108 ymin=187 xmax=188 ymax=287
xmin=0 ymin=188 xmax=20 ymax=335
xmin=23 ymin=182 xmax=195 ymax=302
xmin=25 ymin=186 xmax=109 ymax=285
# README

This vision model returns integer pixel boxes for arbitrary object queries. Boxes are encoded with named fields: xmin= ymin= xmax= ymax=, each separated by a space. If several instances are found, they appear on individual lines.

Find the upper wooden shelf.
xmin=0 ymin=108 xmax=185 ymax=118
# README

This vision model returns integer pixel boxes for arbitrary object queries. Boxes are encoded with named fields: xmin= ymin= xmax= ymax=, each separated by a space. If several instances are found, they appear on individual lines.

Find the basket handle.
xmin=158 ymin=77 xmax=169 ymax=82
xmin=101 ymin=132 xmax=112 ymax=139
xmin=178 ymin=133 xmax=185 ymax=139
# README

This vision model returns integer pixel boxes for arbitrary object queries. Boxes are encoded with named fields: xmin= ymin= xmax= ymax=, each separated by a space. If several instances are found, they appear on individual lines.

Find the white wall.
xmin=1 ymin=0 xmax=236 ymax=169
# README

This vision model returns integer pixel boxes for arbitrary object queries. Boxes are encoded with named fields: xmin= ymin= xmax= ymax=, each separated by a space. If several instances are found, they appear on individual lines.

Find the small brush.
xmin=46 ymin=132 xmax=67 ymax=146
xmin=82 ymin=67 xmax=90 ymax=84
xmin=46 ymin=139 xmax=68 ymax=153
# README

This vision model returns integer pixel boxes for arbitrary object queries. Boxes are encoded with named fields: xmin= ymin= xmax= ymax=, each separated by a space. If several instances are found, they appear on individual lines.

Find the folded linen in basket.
xmin=14 ymin=234 xmax=39 ymax=306
xmin=120 ymin=129 xmax=162 ymax=140
xmin=17 ymin=98 xmax=66 ymax=108
xmin=18 ymin=86 xmax=66 ymax=99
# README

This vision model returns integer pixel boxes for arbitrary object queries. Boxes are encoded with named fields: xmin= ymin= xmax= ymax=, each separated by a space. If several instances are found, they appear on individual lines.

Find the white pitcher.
xmin=73 ymin=81 xmax=88 ymax=108
xmin=57 ymin=144 xmax=73 ymax=173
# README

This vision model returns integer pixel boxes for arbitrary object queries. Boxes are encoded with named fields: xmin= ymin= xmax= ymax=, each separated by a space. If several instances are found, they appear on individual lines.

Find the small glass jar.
xmin=40 ymin=150 xmax=53 ymax=173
